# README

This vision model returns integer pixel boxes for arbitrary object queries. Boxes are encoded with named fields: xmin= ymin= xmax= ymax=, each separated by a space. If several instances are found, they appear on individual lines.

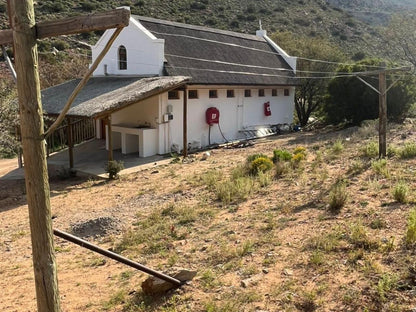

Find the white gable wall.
xmin=91 ymin=18 xmax=165 ymax=76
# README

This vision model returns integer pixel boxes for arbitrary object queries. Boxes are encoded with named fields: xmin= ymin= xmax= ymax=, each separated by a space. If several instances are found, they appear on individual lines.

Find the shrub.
xmin=328 ymin=181 xmax=348 ymax=213
xmin=392 ymin=181 xmax=409 ymax=203
xmin=249 ymin=157 xmax=273 ymax=175
xmin=331 ymin=139 xmax=344 ymax=154
xmin=52 ymin=40 xmax=70 ymax=51
xmin=80 ymin=1 xmax=98 ymax=11
xmin=293 ymin=146 xmax=307 ymax=157
xmin=275 ymin=161 xmax=290 ymax=178
xmin=405 ymin=208 xmax=416 ymax=247
xmin=371 ymin=159 xmax=389 ymax=178
xmin=272 ymin=149 xmax=292 ymax=163
xmin=387 ymin=145 xmax=399 ymax=158
xmin=399 ymin=143 xmax=416 ymax=159
xmin=324 ymin=59 xmax=415 ymax=125
xmin=247 ymin=153 xmax=269 ymax=162
xmin=291 ymin=152 xmax=305 ymax=166
xmin=215 ymin=177 xmax=254 ymax=204
xmin=363 ymin=141 xmax=379 ymax=158
xmin=105 ymin=160 xmax=124 ymax=179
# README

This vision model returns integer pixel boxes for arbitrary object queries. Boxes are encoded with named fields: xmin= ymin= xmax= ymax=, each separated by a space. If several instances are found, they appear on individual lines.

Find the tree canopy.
xmin=324 ymin=59 xmax=416 ymax=125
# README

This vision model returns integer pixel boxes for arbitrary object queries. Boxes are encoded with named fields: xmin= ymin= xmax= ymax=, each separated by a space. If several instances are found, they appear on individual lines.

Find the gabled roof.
xmin=41 ymin=76 xmax=189 ymax=118
xmin=135 ymin=16 xmax=296 ymax=86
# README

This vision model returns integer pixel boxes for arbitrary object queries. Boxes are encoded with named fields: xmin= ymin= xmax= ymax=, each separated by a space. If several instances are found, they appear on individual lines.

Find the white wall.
xmin=164 ymin=86 xmax=295 ymax=152
xmin=91 ymin=18 xmax=165 ymax=76
xmin=111 ymin=95 xmax=159 ymax=128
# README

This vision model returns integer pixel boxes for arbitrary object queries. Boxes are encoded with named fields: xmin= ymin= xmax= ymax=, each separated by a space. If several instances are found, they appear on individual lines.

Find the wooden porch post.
xmin=183 ymin=87 xmax=188 ymax=157
xmin=67 ymin=117 xmax=74 ymax=168
xmin=107 ymin=115 xmax=113 ymax=161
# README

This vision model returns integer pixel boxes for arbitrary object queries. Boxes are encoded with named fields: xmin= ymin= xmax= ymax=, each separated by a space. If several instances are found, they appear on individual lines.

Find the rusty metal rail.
xmin=53 ymin=229 xmax=182 ymax=287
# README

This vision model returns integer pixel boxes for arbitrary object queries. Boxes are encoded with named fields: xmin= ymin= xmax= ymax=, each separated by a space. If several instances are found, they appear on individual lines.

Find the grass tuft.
xmin=392 ymin=181 xmax=409 ymax=203
xmin=328 ymin=181 xmax=348 ymax=213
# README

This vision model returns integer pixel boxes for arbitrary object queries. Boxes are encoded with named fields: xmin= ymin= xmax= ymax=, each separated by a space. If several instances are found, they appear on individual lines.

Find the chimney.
xmin=256 ymin=19 xmax=267 ymax=37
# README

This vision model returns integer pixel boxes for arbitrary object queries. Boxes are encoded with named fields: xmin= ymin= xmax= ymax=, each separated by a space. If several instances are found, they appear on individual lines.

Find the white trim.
xmin=263 ymin=34 xmax=297 ymax=74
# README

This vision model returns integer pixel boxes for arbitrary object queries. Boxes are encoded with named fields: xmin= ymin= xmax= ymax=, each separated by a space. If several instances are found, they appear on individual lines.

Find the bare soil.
xmin=1 ymin=123 xmax=416 ymax=311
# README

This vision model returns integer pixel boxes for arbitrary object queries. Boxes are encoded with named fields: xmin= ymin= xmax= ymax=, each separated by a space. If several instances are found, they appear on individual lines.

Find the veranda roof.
xmin=41 ymin=76 xmax=189 ymax=118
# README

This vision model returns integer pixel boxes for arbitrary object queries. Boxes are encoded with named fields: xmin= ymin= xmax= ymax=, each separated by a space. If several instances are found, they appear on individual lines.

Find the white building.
xmin=42 ymin=11 xmax=297 ymax=158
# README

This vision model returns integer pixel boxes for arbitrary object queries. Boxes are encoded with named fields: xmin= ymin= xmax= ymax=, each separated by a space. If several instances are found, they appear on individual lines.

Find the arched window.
xmin=118 ymin=45 xmax=127 ymax=70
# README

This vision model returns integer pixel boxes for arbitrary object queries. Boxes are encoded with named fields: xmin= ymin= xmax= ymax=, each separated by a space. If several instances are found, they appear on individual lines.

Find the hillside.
xmin=327 ymin=0 xmax=416 ymax=25
xmin=2 ymin=121 xmax=416 ymax=311
xmin=0 ymin=0 xmax=403 ymax=58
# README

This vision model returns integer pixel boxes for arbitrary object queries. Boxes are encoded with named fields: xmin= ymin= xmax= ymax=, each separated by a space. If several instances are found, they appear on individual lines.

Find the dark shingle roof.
xmin=135 ymin=16 xmax=296 ymax=86
xmin=41 ymin=76 xmax=189 ymax=118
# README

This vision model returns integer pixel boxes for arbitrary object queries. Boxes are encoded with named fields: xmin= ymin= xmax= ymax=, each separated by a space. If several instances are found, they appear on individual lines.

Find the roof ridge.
xmin=132 ymin=15 xmax=265 ymax=42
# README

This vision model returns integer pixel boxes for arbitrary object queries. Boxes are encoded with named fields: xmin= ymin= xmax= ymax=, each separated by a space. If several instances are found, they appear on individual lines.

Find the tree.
xmin=324 ymin=59 xmax=416 ymax=125
xmin=271 ymin=32 xmax=345 ymax=127
xmin=383 ymin=12 xmax=416 ymax=69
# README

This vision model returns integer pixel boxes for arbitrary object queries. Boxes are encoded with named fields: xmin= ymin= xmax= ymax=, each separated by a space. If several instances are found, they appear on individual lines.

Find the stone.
xmin=283 ymin=268 xmax=293 ymax=276
xmin=200 ymin=151 xmax=211 ymax=161
xmin=241 ymin=274 xmax=263 ymax=288
xmin=142 ymin=268 xmax=197 ymax=295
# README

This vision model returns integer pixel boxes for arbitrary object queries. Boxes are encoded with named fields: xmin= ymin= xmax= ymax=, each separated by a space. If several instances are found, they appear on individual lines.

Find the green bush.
xmin=105 ymin=160 xmax=124 ymax=179
xmin=249 ymin=157 xmax=273 ymax=175
xmin=272 ymin=149 xmax=292 ymax=163
xmin=324 ymin=59 xmax=415 ymax=125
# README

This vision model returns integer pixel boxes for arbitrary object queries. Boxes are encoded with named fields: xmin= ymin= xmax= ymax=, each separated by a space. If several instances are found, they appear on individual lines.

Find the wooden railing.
xmin=46 ymin=118 xmax=95 ymax=156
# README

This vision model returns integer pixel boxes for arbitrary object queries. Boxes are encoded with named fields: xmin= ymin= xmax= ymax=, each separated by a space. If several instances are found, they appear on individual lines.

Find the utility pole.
xmin=356 ymin=65 xmax=410 ymax=158
xmin=378 ymin=69 xmax=387 ymax=158
xmin=1 ymin=2 xmax=130 ymax=310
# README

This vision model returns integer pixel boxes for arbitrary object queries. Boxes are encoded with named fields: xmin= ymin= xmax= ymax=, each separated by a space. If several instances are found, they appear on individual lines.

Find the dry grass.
xmin=1 ymin=122 xmax=416 ymax=311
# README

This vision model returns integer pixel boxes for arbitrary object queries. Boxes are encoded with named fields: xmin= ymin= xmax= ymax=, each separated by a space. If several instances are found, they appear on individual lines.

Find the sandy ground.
xmin=1 ymin=126 xmax=416 ymax=311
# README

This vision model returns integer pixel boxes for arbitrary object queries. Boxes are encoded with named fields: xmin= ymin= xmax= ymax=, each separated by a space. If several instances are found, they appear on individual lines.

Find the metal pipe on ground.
xmin=53 ymin=229 xmax=183 ymax=287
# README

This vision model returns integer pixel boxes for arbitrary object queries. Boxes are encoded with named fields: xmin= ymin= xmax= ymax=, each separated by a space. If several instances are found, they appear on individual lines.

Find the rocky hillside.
xmin=327 ymin=0 xmax=416 ymax=25
xmin=0 ymin=0 xmax=406 ymax=58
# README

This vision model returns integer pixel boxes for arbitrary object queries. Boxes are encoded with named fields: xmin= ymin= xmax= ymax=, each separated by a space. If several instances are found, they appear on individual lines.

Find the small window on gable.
xmin=227 ymin=90 xmax=235 ymax=98
xmin=258 ymin=89 xmax=265 ymax=97
xmin=244 ymin=89 xmax=251 ymax=97
xmin=168 ymin=90 xmax=180 ymax=100
xmin=272 ymin=89 xmax=278 ymax=97
xmin=209 ymin=90 xmax=218 ymax=98
xmin=284 ymin=88 xmax=290 ymax=96
xmin=188 ymin=90 xmax=198 ymax=99
xmin=118 ymin=45 xmax=127 ymax=70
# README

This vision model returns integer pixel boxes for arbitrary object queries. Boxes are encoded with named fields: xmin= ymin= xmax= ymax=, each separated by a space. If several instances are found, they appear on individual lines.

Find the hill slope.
xmin=0 ymin=0 xmax=401 ymax=58
xmin=327 ymin=0 xmax=416 ymax=25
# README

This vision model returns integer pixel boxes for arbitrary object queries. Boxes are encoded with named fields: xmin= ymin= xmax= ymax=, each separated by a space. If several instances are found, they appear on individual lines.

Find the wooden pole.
xmin=67 ymin=117 xmax=74 ymax=169
xmin=107 ymin=115 xmax=113 ymax=161
xmin=379 ymin=70 xmax=387 ymax=158
xmin=183 ymin=88 xmax=188 ymax=157
xmin=11 ymin=1 xmax=60 ymax=311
